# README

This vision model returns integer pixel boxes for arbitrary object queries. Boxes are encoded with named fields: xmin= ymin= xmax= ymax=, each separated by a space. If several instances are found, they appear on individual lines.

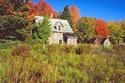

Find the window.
xmin=59 ymin=40 xmax=63 ymax=44
xmin=54 ymin=26 xmax=57 ymax=30
xmin=58 ymin=28 xmax=61 ymax=30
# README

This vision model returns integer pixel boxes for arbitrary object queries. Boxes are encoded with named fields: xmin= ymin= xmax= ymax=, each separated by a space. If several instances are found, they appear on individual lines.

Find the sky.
xmin=34 ymin=0 xmax=125 ymax=21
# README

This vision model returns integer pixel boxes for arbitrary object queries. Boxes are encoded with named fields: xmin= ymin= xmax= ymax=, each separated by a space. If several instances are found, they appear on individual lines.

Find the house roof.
xmin=85 ymin=38 xmax=96 ymax=43
xmin=100 ymin=38 xmax=107 ymax=45
xmin=65 ymin=34 xmax=78 ymax=38
xmin=85 ymin=38 xmax=109 ymax=44
xmin=35 ymin=16 xmax=74 ymax=33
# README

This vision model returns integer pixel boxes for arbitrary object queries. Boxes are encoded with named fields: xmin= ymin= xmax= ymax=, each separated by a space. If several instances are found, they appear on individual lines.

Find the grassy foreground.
xmin=0 ymin=44 xmax=125 ymax=83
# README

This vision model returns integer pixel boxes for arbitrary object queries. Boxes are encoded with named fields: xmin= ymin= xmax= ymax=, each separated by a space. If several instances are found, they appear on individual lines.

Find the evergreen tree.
xmin=61 ymin=6 xmax=73 ymax=29
xmin=33 ymin=16 xmax=51 ymax=44
xmin=0 ymin=15 xmax=30 ymax=41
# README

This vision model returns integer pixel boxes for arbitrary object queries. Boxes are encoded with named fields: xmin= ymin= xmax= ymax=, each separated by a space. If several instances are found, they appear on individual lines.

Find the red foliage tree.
xmin=25 ymin=1 xmax=42 ymax=18
xmin=70 ymin=5 xmax=80 ymax=32
xmin=94 ymin=19 xmax=111 ymax=37
xmin=25 ymin=0 xmax=58 ymax=19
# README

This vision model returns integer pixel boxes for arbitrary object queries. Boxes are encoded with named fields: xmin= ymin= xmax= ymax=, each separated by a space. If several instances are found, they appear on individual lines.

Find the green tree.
xmin=77 ymin=17 xmax=96 ymax=42
xmin=108 ymin=21 xmax=124 ymax=44
xmin=0 ymin=15 xmax=31 ymax=41
xmin=61 ymin=6 xmax=73 ymax=29
xmin=33 ymin=16 xmax=51 ymax=44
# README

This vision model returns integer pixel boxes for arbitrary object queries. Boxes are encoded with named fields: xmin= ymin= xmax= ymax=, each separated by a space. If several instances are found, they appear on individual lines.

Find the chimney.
xmin=50 ymin=13 xmax=53 ymax=19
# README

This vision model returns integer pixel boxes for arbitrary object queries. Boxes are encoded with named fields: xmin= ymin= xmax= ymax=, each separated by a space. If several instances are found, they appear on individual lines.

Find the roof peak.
xmin=35 ymin=16 xmax=68 ymax=21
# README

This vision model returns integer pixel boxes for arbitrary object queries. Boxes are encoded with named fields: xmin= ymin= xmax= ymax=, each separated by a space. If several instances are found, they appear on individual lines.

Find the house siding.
xmin=67 ymin=38 xmax=77 ymax=45
xmin=49 ymin=32 xmax=63 ymax=44
xmin=35 ymin=16 xmax=77 ymax=45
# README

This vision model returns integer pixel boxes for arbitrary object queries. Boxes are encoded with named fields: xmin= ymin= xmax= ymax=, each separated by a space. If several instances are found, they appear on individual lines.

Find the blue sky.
xmin=34 ymin=0 xmax=125 ymax=21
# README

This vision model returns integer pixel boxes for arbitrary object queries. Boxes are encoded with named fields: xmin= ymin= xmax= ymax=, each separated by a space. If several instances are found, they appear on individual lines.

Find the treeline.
xmin=77 ymin=17 xmax=125 ymax=44
xmin=0 ymin=0 xmax=125 ymax=44
xmin=0 ymin=0 xmax=80 ymax=43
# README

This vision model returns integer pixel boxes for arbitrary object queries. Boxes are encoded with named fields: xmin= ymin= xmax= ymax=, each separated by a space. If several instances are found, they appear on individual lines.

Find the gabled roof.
xmin=35 ymin=16 xmax=74 ymax=33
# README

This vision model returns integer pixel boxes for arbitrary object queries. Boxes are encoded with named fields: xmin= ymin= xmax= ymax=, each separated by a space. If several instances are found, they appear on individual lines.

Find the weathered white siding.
xmin=67 ymin=38 xmax=77 ymax=45
xmin=35 ymin=16 xmax=77 ymax=45
xmin=49 ymin=32 xmax=63 ymax=44
xmin=103 ymin=39 xmax=111 ymax=47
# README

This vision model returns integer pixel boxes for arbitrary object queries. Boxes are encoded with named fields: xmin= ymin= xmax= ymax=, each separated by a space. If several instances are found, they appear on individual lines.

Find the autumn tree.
xmin=0 ymin=0 xmax=33 ymax=41
xmin=38 ymin=0 xmax=58 ymax=17
xmin=0 ymin=0 xmax=13 ymax=15
xmin=70 ymin=5 xmax=80 ymax=32
xmin=0 ymin=0 xmax=29 ymax=15
xmin=94 ymin=19 xmax=111 ymax=38
xmin=26 ymin=0 xmax=58 ymax=19
xmin=9 ymin=0 xmax=30 ymax=11
xmin=108 ymin=21 xmax=124 ymax=44
xmin=25 ymin=1 xmax=41 ymax=18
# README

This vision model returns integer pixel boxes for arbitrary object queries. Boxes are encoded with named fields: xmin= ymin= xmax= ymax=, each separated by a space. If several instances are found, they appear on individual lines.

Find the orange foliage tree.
xmin=25 ymin=0 xmax=58 ymax=19
xmin=0 ymin=0 xmax=29 ymax=15
xmin=94 ymin=19 xmax=111 ymax=38
xmin=25 ymin=1 xmax=41 ymax=18
xmin=0 ymin=0 xmax=13 ymax=15
xmin=70 ymin=5 xmax=80 ymax=32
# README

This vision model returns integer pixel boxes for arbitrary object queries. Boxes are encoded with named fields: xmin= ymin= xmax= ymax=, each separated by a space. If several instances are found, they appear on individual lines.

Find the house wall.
xmin=67 ymin=38 xmax=77 ymax=45
xmin=103 ymin=39 xmax=111 ymax=47
xmin=49 ymin=32 xmax=63 ymax=44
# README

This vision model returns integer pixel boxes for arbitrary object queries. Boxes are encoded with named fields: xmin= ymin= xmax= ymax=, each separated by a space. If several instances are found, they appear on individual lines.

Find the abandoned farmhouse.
xmin=35 ymin=16 xmax=78 ymax=45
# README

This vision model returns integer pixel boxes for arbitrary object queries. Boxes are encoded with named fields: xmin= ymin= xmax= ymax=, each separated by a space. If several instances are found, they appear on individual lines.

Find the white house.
xmin=35 ymin=16 xmax=77 ymax=45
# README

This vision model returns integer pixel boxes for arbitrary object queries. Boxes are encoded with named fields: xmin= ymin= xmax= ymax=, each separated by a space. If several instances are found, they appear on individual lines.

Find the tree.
xmin=33 ymin=16 xmax=51 ymax=43
xmin=0 ymin=0 xmax=29 ymax=15
xmin=0 ymin=0 xmax=13 ymax=15
xmin=70 ymin=5 xmax=80 ymax=32
xmin=9 ymin=0 xmax=30 ymax=11
xmin=25 ymin=1 xmax=42 ymax=18
xmin=108 ymin=21 xmax=124 ymax=44
xmin=77 ymin=17 xmax=96 ymax=42
xmin=80 ymin=17 xmax=96 ymax=25
xmin=0 ymin=15 xmax=32 ymax=41
xmin=25 ymin=0 xmax=58 ymax=19
xmin=61 ymin=6 xmax=73 ymax=30
xmin=38 ymin=0 xmax=58 ymax=17
xmin=94 ymin=19 xmax=111 ymax=38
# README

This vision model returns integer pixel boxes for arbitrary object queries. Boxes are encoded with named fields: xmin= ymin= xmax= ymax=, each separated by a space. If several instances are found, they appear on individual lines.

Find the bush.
xmin=76 ymin=44 xmax=92 ymax=55
xmin=12 ymin=44 xmax=31 ymax=57
xmin=63 ymin=45 xmax=76 ymax=55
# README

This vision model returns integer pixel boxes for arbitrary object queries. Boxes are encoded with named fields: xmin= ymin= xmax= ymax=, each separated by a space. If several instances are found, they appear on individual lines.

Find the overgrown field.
xmin=0 ymin=43 xmax=125 ymax=83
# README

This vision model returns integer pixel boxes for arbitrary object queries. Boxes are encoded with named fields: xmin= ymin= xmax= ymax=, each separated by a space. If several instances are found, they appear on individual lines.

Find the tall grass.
xmin=0 ymin=44 xmax=125 ymax=83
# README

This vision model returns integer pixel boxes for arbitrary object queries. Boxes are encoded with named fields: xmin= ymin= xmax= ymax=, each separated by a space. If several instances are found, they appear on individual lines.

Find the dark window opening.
xmin=59 ymin=40 xmax=63 ymax=44
xmin=54 ymin=26 xmax=57 ymax=30
xmin=58 ymin=28 xmax=61 ymax=30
